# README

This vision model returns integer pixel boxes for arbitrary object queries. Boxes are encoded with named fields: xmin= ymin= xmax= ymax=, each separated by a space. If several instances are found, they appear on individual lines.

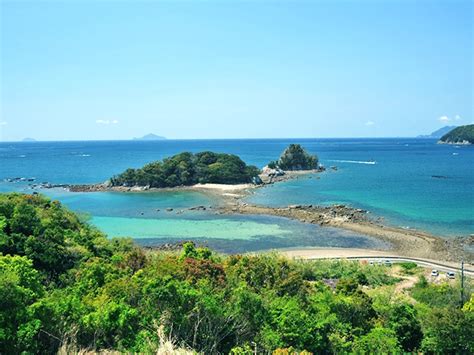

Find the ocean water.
xmin=1 ymin=139 xmax=473 ymax=250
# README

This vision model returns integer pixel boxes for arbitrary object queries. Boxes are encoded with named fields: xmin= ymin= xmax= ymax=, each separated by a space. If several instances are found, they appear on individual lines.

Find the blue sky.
xmin=1 ymin=0 xmax=472 ymax=141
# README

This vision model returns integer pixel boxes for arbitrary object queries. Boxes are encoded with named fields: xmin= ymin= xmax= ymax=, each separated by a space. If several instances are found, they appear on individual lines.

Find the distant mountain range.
xmin=133 ymin=133 xmax=166 ymax=141
xmin=418 ymin=126 xmax=457 ymax=139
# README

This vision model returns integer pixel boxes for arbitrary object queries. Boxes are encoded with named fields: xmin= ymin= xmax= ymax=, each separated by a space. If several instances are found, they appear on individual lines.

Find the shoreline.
xmin=21 ymin=171 xmax=474 ymax=264
xmin=49 ymin=169 xmax=319 ymax=193
xmin=275 ymin=247 xmax=474 ymax=275
xmin=216 ymin=202 xmax=473 ymax=263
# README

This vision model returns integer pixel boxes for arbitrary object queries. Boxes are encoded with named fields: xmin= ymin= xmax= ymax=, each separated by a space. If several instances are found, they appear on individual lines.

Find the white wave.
xmin=78 ymin=154 xmax=91 ymax=157
xmin=19 ymin=155 xmax=26 ymax=158
xmin=452 ymin=153 xmax=459 ymax=156
xmin=327 ymin=159 xmax=377 ymax=165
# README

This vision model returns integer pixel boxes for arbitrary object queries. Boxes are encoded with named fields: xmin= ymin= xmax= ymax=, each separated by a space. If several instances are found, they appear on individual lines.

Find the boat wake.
xmin=327 ymin=159 xmax=377 ymax=165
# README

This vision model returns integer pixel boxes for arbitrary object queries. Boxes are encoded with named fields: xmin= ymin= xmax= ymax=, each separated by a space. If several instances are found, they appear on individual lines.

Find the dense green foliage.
xmin=109 ymin=151 xmax=261 ymax=188
xmin=1 ymin=193 xmax=473 ymax=354
xmin=440 ymin=124 xmax=474 ymax=144
xmin=271 ymin=144 xmax=318 ymax=171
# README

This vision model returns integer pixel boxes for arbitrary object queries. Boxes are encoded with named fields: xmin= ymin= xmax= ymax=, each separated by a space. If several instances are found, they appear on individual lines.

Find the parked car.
xmin=383 ymin=260 xmax=392 ymax=266
xmin=446 ymin=271 xmax=456 ymax=279
xmin=431 ymin=270 xmax=439 ymax=277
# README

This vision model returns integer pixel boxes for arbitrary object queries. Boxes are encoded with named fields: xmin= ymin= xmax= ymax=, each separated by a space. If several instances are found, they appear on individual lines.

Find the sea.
xmin=1 ymin=138 xmax=473 ymax=253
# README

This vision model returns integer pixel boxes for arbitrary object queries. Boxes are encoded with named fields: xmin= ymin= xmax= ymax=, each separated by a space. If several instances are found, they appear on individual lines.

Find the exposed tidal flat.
xmin=1 ymin=138 xmax=473 ymax=260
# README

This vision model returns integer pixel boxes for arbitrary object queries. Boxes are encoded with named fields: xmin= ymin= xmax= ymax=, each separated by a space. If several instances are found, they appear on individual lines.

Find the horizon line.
xmin=0 ymin=136 xmax=441 ymax=143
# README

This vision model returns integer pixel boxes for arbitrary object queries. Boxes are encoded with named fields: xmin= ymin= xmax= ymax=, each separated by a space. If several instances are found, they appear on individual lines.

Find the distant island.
xmin=418 ymin=126 xmax=457 ymax=139
xmin=22 ymin=137 xmax=37 ymax=142
xmin=133 ymin=133 xmax=166 ymax=141
xmin=438 ymin=124 xmax=474 ymax=145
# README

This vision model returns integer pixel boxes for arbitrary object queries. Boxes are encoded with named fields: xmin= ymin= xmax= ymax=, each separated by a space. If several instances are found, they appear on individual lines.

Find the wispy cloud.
xmin=0 ymin=121 xmax=7 ymax=126
xmin=438 ymin=115 xmax=462 ymax=123
xmin=96 ymin=119 xmax=119 ymax=125
xmin=365 ymin=121 xmax=375 ymax=126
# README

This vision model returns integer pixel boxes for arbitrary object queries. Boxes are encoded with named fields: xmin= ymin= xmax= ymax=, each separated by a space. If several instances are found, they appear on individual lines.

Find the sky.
xmin=0 ymin=0 xmax=472 ymax=141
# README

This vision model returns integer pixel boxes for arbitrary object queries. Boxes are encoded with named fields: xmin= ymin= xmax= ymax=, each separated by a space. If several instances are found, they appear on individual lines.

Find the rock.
xmin=261 ymin=166 xmax=285 ymax=176
xmin=166 ymin=208 xmax=174 ymax=212
xmin=259 ymin=166 xmax=286 ymax=184
xmin=130 ymin=185 xmax=150 ymax=191
xmin=289 ymin=204 xmax=302 ymax=209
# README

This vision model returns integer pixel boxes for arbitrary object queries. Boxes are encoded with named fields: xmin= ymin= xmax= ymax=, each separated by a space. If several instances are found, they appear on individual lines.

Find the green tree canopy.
xmin=276 ymin=144 xmax=318 ymax=171
xmin=0 ymin=192 xmax=472 ymax=354
xmin=110 ymin=151 xmax=261 ymax=188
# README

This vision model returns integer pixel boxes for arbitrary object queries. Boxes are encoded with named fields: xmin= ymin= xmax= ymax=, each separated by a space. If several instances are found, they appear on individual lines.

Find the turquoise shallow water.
xmin=90 ymin=214 xmax=389 ymax=253
xmin=19 ymin=188 xmax=389 ymax=252
xmin=1 ymin=138 xmax=473 ymax=245
xmin=91 ymin=216 xmax=287 ymax=240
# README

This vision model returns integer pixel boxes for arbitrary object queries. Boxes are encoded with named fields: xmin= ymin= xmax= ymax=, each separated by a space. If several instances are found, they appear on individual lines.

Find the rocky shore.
xmin=217 ymin=202 xmax=474 ymax=263
xmin=28 ymin=168 xmax=323 ymax=193
xmin=6 ymin=168 xmax=472 ymax=264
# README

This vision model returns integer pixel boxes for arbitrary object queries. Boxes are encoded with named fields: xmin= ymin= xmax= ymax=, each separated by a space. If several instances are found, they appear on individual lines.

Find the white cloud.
xmin=0 ymin=121 xmax=7 ymax=126
xmin=365 ymin=121 xmax=375 ymax=126
xmin=96 ymin=119 xmax=119 ymax=125
xmin=438 ymin=115 xmax=450 ymax=123
xmin=454 ymin=115 xmax=461 ymax=121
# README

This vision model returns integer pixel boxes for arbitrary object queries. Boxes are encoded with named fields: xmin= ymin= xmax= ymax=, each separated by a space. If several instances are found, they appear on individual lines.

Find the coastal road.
xmin=281 ymin=248 xmax=474 ymax=277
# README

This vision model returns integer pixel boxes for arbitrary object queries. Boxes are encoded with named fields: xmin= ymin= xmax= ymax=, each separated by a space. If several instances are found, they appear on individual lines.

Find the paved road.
xmin=305 ymin=255 xmax=474 ymax=277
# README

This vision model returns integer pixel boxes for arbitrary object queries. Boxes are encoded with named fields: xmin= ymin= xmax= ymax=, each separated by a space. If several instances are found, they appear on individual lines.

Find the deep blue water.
xmin=1 ymin=138 xmax=473 ymax=244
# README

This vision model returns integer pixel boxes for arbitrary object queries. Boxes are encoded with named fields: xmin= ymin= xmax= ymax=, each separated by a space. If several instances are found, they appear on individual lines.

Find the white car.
xmin=430 ymin=270 xmax=439 ymax=277
xmin=446 ymin=272 xmax=456 ymax=279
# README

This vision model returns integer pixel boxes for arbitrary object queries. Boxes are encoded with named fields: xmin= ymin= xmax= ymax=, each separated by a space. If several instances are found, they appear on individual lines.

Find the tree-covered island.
xmin=268 ymin=144 xmax=319 ymax=171
xmin=110 ymin=151 xmax=261 ymax=188
xmin=108 ymin=145 xmax=319 ymax=189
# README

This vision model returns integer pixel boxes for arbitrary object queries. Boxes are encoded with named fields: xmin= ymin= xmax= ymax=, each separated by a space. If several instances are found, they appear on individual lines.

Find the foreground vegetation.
xmin=439 ymin=124 xmax=474 ymax=144
xmin=1 ymin=193 xmax=473 ymax=354
xmin=110 ymin=151 xmax=261 ymax=188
